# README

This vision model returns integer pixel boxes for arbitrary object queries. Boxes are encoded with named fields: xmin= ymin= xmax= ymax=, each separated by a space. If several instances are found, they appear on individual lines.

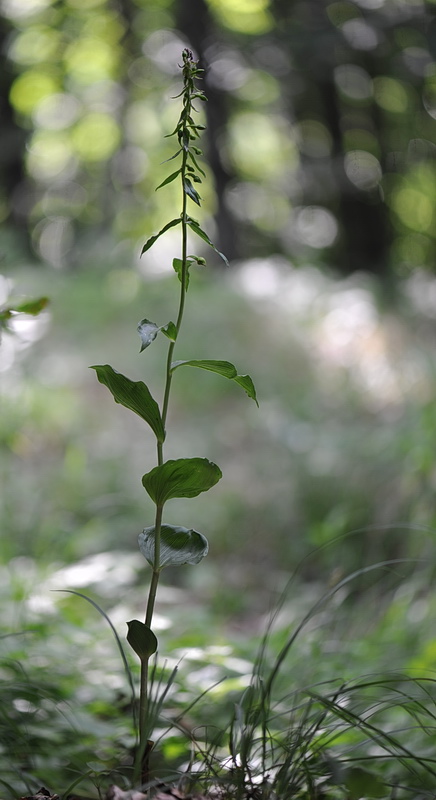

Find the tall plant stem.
xmin=138 ymin=146 xmax=189 ymax=767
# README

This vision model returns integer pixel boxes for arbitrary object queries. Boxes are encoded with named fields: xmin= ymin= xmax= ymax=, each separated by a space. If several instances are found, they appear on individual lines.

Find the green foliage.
xmin=2 ymin=0 xmax=436 ymax=276
xmin=90 ymin=364 xmax=165 ymax=442
xmin=0 ymin=294 xmax=48 ymax=337
xmin=171 ymin=360 xmax=258 ymax=405
xmin=142 ymin=458 xmax=222 ymax=506
xmin=4 ymin=22 xmax=436 ymax=798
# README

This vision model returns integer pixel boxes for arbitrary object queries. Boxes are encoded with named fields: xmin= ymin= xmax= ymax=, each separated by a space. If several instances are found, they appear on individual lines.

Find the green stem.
xmin=145 ymin=504 xmax=163 ymax=627
xmin=138 ymin=136 xmax=190 ymax=773
xmin=160 ymin=146 xmax=189 ymax=437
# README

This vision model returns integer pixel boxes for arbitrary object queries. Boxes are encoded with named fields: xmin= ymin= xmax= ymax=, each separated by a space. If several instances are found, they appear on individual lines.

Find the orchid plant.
xmin=90 ymin=49 xmax=257 ymax=785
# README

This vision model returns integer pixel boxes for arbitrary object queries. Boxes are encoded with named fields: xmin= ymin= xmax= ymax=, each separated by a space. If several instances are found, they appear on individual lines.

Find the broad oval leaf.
xmin=91 ymin=365 xmax=165 ymax=443
xmin=142 ymin=457 xmax=222 ymax=505
xmin=127 ymin=619 xmax=158 ymax=660
xmin=137 ymin=318 xmax=160 ymax=352
xmin=171 ymin=359 xmax=258 ymax=406
xmin=139 ymin=524 xmax=209 ymax=568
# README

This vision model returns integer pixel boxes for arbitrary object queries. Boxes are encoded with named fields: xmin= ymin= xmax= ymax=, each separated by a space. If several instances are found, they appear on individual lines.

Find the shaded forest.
xmin=1 ymin=0 xmax=436 ymax=278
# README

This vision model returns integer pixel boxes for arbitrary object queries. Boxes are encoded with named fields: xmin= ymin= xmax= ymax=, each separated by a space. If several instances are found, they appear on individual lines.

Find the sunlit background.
xmin=3 ymin=0 xmax=436 ymax=794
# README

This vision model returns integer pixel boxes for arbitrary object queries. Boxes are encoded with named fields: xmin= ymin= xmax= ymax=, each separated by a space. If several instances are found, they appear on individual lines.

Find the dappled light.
xmin=3 ymin=1 xmax=436 ymax=796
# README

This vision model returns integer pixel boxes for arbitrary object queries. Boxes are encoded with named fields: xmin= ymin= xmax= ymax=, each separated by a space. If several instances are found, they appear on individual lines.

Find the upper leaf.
xmin=233 ymin=374 xmax=258 ymax=406
xmin=139 ymin=524 xmax=209 ymax=569
xmin=186 ymin=216 xmax=229 ymax=265
xmin=141 ymin=218 xmax=182 ymax=256
xmin=137 ymin=318 xmax=160 ymax=352
xmin=91 ymin=365 xmax=165 ymax=443
xmin=184 ymin=178 xmax=201 ymax=206
xmin=142 ymin=457 xmax=222 ymax=506
xmin=155 ymin=169 xmax=182 ymax=191
xmin=171 ymin=359 xmax=258 ymax=405
xmin=188 ymin=150 xmax=206 ymax=177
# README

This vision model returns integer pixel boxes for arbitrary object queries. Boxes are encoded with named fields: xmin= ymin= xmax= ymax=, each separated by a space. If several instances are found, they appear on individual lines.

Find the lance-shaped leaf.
xmin=188 ymin=150 xmax=206 ymax=177
xmin=155 ymin=168 xmax=182 ymax=191
xmin=13 ymin=297 xmax=49 ymax=315
xmin=137 ymin=318 xmax=160 ymax=352
xmin=91 ymin=365 xmax=165 ymax=443
xmin=184 ymin=178 xmax=201 ymax=206
xmin=127 ymin=620 xmax=158 ymax=660
xmin=139 ymin=524 xmax=209 ymax=568
xmin=141 ymin=218 xmax=182 ymax=256
xmin=161 ymin=148 xmax=182 ymax=163
xmin=142 ymin=457 xmax=222 ymax=505
xmin=186 ymin=216 xmax=229 ymax=265
xmin=171 ymin=359 xmax=258 ymax=406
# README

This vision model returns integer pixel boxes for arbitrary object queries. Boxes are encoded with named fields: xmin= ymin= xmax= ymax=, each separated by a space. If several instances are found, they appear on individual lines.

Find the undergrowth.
xmin=2 ymin=50 xmax=436 ymax=800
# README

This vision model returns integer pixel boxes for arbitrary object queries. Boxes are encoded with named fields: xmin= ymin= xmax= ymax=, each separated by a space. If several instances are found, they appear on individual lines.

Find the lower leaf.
xmin=127 ymin=620 xmax=158 ymax=660
xmin=139 ymin=524 xmax=209 ymax=568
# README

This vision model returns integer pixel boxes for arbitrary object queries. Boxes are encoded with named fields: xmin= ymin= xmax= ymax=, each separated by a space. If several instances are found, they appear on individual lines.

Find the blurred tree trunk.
xmin=320 ymin=73 xmax=392 ymax=276
xmin=175 ymin=0 xmax=239 ymax=263
xmin=271 ymin=0 xmax=392 ymax=277
xmin=0 ymin=16 xmax=31 ymax=255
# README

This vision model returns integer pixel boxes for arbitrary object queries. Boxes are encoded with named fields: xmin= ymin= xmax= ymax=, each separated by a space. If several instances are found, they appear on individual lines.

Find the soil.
xmin=19 ymin=785 xmax=209 ymax=800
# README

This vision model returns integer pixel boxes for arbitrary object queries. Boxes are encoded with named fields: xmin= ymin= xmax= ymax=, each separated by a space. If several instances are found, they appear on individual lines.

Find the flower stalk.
xmin=91 ymin=48 xmax=257 ymax=789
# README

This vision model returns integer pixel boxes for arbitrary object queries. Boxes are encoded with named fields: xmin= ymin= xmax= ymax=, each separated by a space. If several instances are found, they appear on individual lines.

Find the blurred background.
xmin=3 ymin=0 xmax=436 ymax=790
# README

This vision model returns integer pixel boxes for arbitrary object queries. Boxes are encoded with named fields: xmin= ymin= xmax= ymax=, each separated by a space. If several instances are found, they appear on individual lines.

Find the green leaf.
xmin=234 ymin=374 xmax=259 ymax=406
xmin=141 ymin=218 xmax=182 ymax=256
xmin=188 ymin=254 xmax=207 ymax=266
xmin=13 ymin=297 xmax=49 ymax=315
xmin=137 ymin=318 xmax=160 ymax=352
xmin=172 ymin=257 xmax=190 ymax=290
xmin=139 ymin=524 xmax=209 ymax=568
xmin=184 ymin=178 xmax=201 ymax=206
xmin=171 ymin=360 xmax=258 ymax=405
xmin=344 ymin=767 xmax=385 ymax=799
xmin=172 ymin=255 xmax=207 ymax=289
xmin=188 ymin=150 xmax=206 ymax=177
xmin=155 ymin=169 xmax=182 ymax=191
xmin=127 ymin=620 xmax=158 ymax=660
xmin=142 ymin=457 xmax=222 ymax=505
xmin=186 ymin=216 xmax=229 ymax=265
xmin=161 ymin=321 xmax=177 ymax=341
xmin=91 ymin=365 xmax=165 ymax=443
xmin=161 ymin=148 xmax=182 ymax=163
